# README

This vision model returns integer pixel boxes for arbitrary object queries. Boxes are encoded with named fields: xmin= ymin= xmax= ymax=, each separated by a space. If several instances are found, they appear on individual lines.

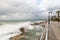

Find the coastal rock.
xmin=9 ymin=28 xmax=25 ymax=40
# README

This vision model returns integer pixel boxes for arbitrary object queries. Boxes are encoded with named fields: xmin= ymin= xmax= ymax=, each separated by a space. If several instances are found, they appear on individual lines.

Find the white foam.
xmin=0 ymin=21 xmax=34 ymax=40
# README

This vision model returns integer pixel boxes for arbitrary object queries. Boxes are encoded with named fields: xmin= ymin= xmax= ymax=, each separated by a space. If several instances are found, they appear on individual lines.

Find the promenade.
xmin=48 ymin=21 xmax=60 ymax=40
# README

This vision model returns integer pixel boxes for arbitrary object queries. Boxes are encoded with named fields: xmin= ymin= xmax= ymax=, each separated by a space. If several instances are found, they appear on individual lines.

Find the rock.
xmin=9 ymin=28 xmax=25 ymax=40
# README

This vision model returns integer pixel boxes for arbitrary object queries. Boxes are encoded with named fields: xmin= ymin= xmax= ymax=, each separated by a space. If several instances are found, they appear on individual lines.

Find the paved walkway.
xmin=48 ymin=21 xmax=60 ymax=40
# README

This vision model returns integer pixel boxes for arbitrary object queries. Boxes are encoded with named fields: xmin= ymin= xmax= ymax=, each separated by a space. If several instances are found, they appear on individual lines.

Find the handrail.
xmin=39 ymin=23 xmax=48 ymax=40
xmin=40 ymin=30 xmax=45 ymax=40
xmin=45 ymin=24 xmax=48 ymax=40
xmin=39 ymin=25 xmax=46 ymax=40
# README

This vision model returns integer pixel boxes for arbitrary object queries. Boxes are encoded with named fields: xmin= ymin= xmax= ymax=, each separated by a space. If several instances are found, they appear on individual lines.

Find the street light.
xmin=48 ymin=12 xmax=52 ymax=24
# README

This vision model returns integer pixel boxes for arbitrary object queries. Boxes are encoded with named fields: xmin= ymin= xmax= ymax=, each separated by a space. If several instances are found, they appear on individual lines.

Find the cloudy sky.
xmin=0 ymin=0 xmax=60 ymax=20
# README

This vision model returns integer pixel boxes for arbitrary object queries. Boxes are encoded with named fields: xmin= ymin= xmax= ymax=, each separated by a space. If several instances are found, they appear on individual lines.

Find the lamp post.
xmin=48 ymin=12 xmax=52 ymax=24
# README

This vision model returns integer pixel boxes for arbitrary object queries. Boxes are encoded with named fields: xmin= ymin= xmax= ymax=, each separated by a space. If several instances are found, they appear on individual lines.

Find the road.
xmin=48 ymin=21 xmax=60 ymax=40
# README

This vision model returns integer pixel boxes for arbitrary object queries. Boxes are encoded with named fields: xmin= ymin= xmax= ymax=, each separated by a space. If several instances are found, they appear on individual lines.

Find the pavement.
xmin=48 ymin=21 xmax=60 ymax=40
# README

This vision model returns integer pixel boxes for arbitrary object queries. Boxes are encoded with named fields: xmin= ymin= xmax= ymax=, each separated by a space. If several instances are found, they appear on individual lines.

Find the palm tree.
xmin=56 ymin=10 xmax=60 ymax=21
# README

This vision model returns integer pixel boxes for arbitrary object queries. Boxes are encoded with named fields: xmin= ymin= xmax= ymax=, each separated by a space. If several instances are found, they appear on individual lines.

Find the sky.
xmin=0 ymin=0 xmax=60 ymax=20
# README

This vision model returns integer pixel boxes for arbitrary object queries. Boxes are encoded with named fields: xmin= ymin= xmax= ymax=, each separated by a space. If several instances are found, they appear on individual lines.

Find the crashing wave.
xmin=0 ymin=21 xmax=44 ymax=40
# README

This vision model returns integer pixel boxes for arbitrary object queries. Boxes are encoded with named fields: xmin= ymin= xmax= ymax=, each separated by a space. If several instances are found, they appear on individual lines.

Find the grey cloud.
xmin=0 ymin=0 xmax=42 ymax=20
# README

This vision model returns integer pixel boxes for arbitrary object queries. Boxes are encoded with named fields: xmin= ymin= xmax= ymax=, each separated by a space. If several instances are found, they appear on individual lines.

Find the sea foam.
xmin=0 ymin=21 xmax=34 ymax=40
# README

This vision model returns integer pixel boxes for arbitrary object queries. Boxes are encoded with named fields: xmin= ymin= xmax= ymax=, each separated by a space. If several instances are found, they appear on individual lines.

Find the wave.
xmin=0 ymin=21 xmax=43 ymax=40
xmin=0 ymin=21 xmax=35 ymax=40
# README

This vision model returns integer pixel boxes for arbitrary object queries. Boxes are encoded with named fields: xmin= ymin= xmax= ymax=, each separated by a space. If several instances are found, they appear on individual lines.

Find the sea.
xmin=0 ymin=20 xmax=46 ymax=40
